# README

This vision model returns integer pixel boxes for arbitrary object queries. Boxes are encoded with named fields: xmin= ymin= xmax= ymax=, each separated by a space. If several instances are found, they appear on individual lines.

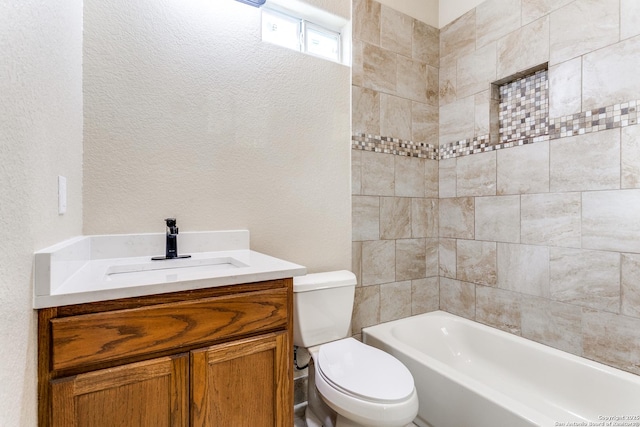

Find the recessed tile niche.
xmin=497 ymin=68 xmax=549 ymax=145
xmin=487 ymin=64 xmax=550 ymax=150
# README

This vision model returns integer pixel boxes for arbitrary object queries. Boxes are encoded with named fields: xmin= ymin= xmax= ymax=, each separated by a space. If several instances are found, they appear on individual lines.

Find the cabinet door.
xmin=191 ymin=332 xmax=292 ymax=427
xmin=50 ymin=354 xmax=188 ymax=427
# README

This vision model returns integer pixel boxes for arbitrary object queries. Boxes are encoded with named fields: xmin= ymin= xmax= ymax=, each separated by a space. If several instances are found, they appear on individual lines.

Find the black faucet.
xmin=152 ymin=218 xmax=191 ymax=260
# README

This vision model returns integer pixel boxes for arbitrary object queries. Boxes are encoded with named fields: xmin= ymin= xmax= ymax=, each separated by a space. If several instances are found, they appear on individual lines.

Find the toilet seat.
xmin=317 ymin=338 xmax=414 ymax=403
xmin=313 ymin=338 xmax=419 ymax=427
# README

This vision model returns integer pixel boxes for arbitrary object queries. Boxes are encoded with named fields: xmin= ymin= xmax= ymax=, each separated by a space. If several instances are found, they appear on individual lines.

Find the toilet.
xmin=293 ymin=270 xmax=419 ymax=427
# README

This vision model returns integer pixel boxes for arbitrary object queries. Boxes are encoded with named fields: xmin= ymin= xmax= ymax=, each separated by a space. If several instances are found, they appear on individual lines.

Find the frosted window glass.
xmin=261 ymin=9 xmax=300 ymax=51
xmin=305 ymin=25 xmax=340 ymax=62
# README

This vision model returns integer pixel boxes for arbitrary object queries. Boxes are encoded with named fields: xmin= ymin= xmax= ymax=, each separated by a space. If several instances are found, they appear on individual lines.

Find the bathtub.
xmin=363 ymin=311 xmax=640 ymax=427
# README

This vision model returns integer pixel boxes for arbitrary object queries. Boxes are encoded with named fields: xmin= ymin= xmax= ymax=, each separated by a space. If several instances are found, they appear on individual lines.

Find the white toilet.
xmin=293 ymin=270 xmax=419 ymax=427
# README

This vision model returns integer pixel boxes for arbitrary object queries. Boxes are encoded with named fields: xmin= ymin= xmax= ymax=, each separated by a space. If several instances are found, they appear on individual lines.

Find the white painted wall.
xmin=378 ymin=0 xmax=439 ymax=27
xmin=440 ymin=0 xmax=486 ymax=27
xmin=82 ymin=0 xmax=352 ymax=273
xmin=0 ymin=1 xmax=83 ymax=425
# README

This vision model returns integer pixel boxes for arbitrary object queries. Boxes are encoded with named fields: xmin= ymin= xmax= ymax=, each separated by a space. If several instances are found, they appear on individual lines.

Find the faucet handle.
xmin=164 ymin=218 xmax=177 ymax=227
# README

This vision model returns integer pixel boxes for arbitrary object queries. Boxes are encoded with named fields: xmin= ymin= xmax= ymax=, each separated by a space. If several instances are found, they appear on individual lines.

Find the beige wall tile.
xmin=440 ymin=277 xmax=476 ymax=319
xmin=456 ymin=42 xmax=497 ymax=99
xmin=474 ymin=90 xmax=490 ymax=136
xmin=549 ymin=57 xmax=582 ymax=118
xmin=363 ymin=43 xmax=397 ymax=93
xmin=621 ymin=253 xmax=640 ymax=318
xmin=457 ymin=151 xmax=497 ymax=197
xmin=439 ymin=238 xmax=457 ymax=279
xmin=380 ymin=281 xmax=412 ymax=322
xmin=497 ymin=142 xmax=550 ymax=195
xmin=361 ymin=151 xmax=394 ymax=196
xmin=397 ymin=56 xmax=427 ymax=103
xmin=425 ymin=159 xmax=439 ymax=198
xmin=381 ymin=93 xmax=412 ymax=141
xmin=521 ymin=0 xmax=573 ymax=26
xmin=521 ymin=296 xmax=583 ymax=354
xmin=352 ymin=86 xmax=380 ymax=135
xmin=621 ymin=0 xmax=640 ymax=40
xmin=583 ymin=36 xmax=640 ymax=111
xmin=352 ymin=242 xmax=362 ymax=285
xmin=353 ymin=195 xmax=380 ymax=241
xmin=583 ymin=190 xmax=640 ymax=253
xmin=412 ymin=102 xmax=438 ymax=146
xmin=439 ymin=96 xmax=475 ymax=145
xmin=362 ymin=239 xmax=395 ymax=285
xmin=395 ymin=156 xmax=425 ymax=198
xmin=584 ymin=310 xmax=640 ymax=375
xmin=475 ymin=195 xmax=521 ymax=243
xmin=396 ymin=238 xmax=427 ymax=281
xmin=426 ymin=65 xmax=439 ymax=106
xmin=496 ymin=16 xmax=549 ymax=80
xmin=439 ymin=54 xmax=457 ymax=106
xmin=381 ymin=6 xmax=412 ymax=57
xmin=426 ymin=238 xmax=439 ymax=277
xmin=440 ymin=9 xmax=476 ymax=60
xmin=550 ymin=129 xmax=620 ymax=192
xmin=549 ymin=0 xmax=619 ymax=65
xmin=412 ymin=198 xmax=438 ymax=238
xmin=352 ymin=149 xmax=362 ymax=195
xmin=380 ymin=196 xmax=411 ymax=239
xmin=497 ymin=243 xmax=550 ymax=297
xmin=457 ymin=239 xmax=497 ymax=286
xmin=413 ymin=20 xmax=439 ymax=67
xmin=549 ymin=248 xmax=620 ymax=312
xmin=352 ymin=285 xmax=380 ymax=332
xmin=439 ymin=197 xmax=475 ymax=239
xmin=622 ymin=125 xmax=640 ymax=189
xmin=352 ymin=41 xmax=364 ymax=87
xmin=439 ymin=158 xmax=456 ymax=198
xmin=411 ymin=277 xmax=440 ymax=314
xmin=521 ymin=192 xmax=581 ymax=248
xmin=353 ymin=0 xmax=380 ymax=45
xmin=476 ymin=0 xmax=521 ymax=49
xmin=476 ymin=286 xmax=522 ymax=334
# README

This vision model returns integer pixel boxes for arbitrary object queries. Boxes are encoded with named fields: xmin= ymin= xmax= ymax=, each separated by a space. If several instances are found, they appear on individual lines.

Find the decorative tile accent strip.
xmin=351 ymin=133 xmax=439 ymax=160
xmin=548 ymin=101 xmax=638 ymax=139
xmin=439 ymin=99 xmax=639 ymax=160
xmin=499 ymin=69 xmax=549 ymax=144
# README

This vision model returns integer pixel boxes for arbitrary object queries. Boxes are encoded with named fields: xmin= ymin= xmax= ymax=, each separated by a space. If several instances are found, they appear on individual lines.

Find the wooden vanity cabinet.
xmin=38 ymin=278 xmax=293 ymax=427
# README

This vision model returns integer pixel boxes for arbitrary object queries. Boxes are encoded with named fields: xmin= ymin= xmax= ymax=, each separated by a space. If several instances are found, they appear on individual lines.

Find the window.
xmin=261 ymin=8 xmax=341 ymax=63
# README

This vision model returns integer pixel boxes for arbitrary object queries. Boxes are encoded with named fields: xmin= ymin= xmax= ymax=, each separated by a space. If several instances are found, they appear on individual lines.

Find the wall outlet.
xmin=58 ymin=176 xmax=67 ymax=215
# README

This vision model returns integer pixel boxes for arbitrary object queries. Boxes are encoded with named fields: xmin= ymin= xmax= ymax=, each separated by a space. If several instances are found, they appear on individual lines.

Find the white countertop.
xmin=34 ymin=230 xmax=306 ymax=308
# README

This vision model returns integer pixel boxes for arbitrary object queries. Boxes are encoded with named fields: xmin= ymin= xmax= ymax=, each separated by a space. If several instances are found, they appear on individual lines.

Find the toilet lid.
xmin=317 ymin=338 xmax=414 ymax=403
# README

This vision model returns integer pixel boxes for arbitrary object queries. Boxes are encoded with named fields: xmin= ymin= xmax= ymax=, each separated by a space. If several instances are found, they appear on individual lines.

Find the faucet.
xmin=151 ymin=218 xmax=191 ymax=260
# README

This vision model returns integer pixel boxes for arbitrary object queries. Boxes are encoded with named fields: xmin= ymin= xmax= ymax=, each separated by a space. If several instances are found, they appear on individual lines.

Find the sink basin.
xmin=104 ymin=256 xmax=249 ymax=283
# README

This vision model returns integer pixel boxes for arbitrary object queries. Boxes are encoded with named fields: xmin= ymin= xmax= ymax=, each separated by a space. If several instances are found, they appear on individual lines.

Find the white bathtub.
xmin=363 ymin=311 xmax=640 ymax=427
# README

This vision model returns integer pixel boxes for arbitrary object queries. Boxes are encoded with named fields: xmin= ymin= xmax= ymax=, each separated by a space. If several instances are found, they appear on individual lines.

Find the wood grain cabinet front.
xmin=38 ymin=279 xmax=294 ymax=427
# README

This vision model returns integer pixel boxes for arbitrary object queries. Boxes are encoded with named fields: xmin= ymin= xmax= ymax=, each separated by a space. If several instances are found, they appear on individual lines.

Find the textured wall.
xmin=438 ymin=0 xmax=640 ymax=375
xmin=82 ymin=0 xmax=351 ymax=273
xmin=0 ymin=1 xmax=83 ymax=425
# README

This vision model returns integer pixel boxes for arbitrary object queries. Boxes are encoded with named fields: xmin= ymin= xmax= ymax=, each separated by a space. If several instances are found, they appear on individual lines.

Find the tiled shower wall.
xmin=350 ymin=0 xmax=440 ymax=334
xmin=350 ymin=0 xmax=640 ymax=376
xmin=438 ymin=0 xmax=640 ymax=375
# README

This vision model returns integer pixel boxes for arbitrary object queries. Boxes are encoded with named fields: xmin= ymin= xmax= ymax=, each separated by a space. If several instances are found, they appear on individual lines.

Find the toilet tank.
xmin=293 ymin=270 xmax=357 ymax=348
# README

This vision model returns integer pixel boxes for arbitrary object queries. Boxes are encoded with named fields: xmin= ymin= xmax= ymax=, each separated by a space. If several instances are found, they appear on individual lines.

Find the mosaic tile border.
xmin=351 ymin=133 xmax=439 ymax=160
xmin=439 ymin=99 xmax=639 ymax=160
xmin=352 ymin=99 xmax=639 ymax=161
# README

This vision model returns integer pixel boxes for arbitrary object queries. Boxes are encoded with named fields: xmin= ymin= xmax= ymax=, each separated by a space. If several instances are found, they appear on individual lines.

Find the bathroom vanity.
xmin=34 ymin=230 xmax=305 ymax=427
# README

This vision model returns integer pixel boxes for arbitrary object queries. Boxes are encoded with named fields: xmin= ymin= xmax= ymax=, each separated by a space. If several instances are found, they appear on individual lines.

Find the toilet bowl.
xmin=311 ymin=338 xmax=419 ymax=427
xmin=293 ymin=271 xmax=419 ymax=427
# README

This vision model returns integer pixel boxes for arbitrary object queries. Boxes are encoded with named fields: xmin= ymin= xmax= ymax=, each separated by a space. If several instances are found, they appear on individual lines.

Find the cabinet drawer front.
xmin=51 ymin=287 xmax=288 ymax=371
